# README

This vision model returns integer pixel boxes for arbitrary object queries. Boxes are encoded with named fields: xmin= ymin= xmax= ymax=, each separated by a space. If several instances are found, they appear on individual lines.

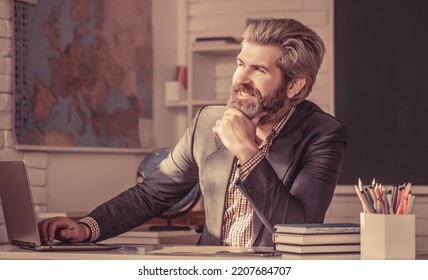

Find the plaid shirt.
xmin=221 ymin=106 xmax=296 ymax=246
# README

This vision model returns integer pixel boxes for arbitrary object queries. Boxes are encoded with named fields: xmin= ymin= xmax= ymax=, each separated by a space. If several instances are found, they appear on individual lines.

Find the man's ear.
xmin=286 ymin=78 xmax=306 ymax=99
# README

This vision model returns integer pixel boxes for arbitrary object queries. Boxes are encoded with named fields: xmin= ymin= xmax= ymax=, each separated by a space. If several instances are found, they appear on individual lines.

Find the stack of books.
xmin=273 ymin=223 xmax=361 ymax=260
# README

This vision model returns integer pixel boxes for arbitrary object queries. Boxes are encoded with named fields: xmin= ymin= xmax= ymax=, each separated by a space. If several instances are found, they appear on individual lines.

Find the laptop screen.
xmin=0 ymin=160 xmax=122 ymax=251
xmin=0 ymin=160 xmax=45 ymax=246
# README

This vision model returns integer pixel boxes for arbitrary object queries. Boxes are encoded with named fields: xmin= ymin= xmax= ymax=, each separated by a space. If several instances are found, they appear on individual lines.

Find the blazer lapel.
xmin=252 ymin=106 xmax=305 ymax=244
xmin=266 ymin=128 xmax=302 ymax=180
xmin=266 ymin=105 xmax=305 ymax=181
xmin=203 ymin=139 xmax=235 ymax=239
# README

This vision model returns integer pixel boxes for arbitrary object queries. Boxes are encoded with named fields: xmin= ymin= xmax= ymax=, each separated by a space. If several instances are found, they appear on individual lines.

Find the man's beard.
xmin=227 ymin=83 xmax=287 ymax=125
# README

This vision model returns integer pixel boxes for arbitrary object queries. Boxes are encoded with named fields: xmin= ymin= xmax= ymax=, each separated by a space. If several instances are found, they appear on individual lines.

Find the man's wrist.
xmin=236 ymin=144 xmax=259 ymax=164
xmin=78 ymin=216 xmax=100 ymax=242
xmin=78 ymin=222 xmax=92 ymax=242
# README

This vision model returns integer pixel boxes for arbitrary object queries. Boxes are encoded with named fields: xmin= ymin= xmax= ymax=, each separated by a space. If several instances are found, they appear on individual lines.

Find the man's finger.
xmin=44 ymin=217 xmax=72 ymax=242
xmin=38 ymin=219 xmax=49 ymax=242
xmin=47 ymin=219 xmax=61 ymax=242
xmin=57 ymin=228 xmax=74 ymax=241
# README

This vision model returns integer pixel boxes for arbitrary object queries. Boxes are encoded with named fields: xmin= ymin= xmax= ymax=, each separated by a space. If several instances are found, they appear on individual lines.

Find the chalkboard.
xmin=335 ymin=0 xmax=428 ymax=185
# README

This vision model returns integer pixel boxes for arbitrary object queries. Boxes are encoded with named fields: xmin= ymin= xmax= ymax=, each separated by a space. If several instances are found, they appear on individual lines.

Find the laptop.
xmin=0 ymin=160 xmax=121 ymax=251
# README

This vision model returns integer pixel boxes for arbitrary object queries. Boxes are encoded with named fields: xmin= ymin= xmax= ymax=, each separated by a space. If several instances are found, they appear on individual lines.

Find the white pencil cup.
xmin=360 ymin=213 xmax=415 ymax=259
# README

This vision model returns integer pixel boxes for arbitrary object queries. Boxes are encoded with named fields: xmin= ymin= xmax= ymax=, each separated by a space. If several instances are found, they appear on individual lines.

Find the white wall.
xmin=45 ymin=153 xmax=140 ymax=212
xmin=152 ymin=0 xmax=182 ymax=148
xmin=0 ymin=0 xmax=17 ymax=242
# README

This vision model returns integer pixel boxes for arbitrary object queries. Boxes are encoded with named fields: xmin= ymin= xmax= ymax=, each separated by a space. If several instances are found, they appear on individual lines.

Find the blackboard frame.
xmin=334 ymin=0 xmax=428 ymax=185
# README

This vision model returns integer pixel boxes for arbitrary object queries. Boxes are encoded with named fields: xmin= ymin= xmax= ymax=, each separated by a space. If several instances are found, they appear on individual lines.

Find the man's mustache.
xmin=231 ymin=84 xmax=262 ymax=98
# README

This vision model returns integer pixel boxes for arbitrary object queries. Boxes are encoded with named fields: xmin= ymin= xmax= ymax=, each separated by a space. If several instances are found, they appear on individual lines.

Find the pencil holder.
xmin=360 ymin=213 xmax=415 ymax=259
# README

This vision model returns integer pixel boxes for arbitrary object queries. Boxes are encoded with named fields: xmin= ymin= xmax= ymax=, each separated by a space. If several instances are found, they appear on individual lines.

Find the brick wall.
xmin=0 ymin=0 xmax=48 ymax=243
xmin=0 ymin=0 xmax=14 ymax=243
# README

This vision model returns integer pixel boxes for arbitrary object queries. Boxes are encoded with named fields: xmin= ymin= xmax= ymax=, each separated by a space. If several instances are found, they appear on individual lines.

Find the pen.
xmin=395 ymin=186 xmax=402 ymax=213
xmin=387 ymin=191 xmax=394 ymax=214
xmin=374 ymin=183 xmax=385 ymax=214
xmin=368 ymin=186 xmax=377 ymax=212
xmin=376 ymin=199 xmax=382 ymax=214
xmin=391 ymin=185 xmax=398 ymax=213
xmin=363 ymin=187 xmax=376 ymax=213
xmin=358 ymin=178 xmax=363 ymax=192
xmin=383 ymin=190 xmax=389 ymax=215
xmin=354 ymin=185 xmax=371 ymax=213
xmin=408 ymin=194 xmax=416 ymax=214
xmin=400 ymin=195 xmax=408 ymax=215
xmin=403 ymin=183 xmax=412 ymax=199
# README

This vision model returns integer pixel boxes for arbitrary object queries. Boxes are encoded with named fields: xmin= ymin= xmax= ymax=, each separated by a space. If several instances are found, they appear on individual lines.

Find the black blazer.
xmin=88 ymin=100 xmax=349 ymax=246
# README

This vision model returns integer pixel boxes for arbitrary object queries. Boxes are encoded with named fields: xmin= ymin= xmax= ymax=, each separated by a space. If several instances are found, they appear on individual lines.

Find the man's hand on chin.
xmin=212 ymin=108 xmax=265 ymax=163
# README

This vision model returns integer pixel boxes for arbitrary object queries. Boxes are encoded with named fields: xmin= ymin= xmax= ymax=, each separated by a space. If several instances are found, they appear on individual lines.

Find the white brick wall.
xmin=0 ymin=0 xmax=48 ymax=243
xmin=0 ymin=93 xmax=12 ymax=111
xmin=0 ymin=1 xmax=12 ymax=235
xmin=0 ymin=1 xmax=12 ymax=20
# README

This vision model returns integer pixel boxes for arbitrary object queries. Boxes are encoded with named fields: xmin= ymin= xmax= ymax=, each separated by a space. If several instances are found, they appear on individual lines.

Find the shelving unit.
xmin=166 ymin=43 xmax=241 ymax=129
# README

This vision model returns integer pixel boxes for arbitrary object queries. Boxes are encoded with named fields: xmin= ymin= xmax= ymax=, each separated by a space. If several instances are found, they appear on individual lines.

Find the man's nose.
xmin=234 ymin=69 xmax=252 ymax=85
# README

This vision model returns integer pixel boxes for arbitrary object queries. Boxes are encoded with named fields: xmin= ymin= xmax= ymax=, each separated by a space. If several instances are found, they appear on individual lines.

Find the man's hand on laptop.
xmin=38 ymin=217 xmax=90 ymax=243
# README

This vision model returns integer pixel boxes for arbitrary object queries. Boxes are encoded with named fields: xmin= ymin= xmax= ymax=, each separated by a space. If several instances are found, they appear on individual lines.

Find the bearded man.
xmin=39 ymin=18 xmax=348 ymax=247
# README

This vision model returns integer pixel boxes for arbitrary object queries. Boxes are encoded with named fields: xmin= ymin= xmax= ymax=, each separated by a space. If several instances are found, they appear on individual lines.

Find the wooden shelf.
xmin=191 ymin=44 xmax=241 ymax=54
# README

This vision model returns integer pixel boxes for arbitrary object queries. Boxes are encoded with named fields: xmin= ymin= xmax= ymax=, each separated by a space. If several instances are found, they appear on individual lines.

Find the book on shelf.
xmin=274 ymin=223 xmax=360 ymax=234
xmin=281 ymin=252 xmax=360 ymax=260
xmin=272 ymin=232 xmax=360 ymax=245
xmin=275 ymin=243 xmax=360 ymax=254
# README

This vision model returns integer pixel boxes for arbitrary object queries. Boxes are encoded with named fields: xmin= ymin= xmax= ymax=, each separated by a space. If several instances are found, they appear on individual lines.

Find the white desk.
xmin=1 ymin=244 xmax=427 ymax=260
xmin=0 ymin=244 xmax=281 ymax=260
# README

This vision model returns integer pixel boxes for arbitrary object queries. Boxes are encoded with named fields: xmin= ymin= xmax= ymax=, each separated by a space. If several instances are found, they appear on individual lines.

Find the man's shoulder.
xmin=191 ymin=106 xmax=227 ymax=153
xmin=299 ymin=100 xmax=344 ymax=127
xmin=198 ymin=105 xmax=227 ymax=115
xmin=196 ymin=105 xmax=227 ymax=123
xmin=297 ymin=101 xmax=348 ymax=139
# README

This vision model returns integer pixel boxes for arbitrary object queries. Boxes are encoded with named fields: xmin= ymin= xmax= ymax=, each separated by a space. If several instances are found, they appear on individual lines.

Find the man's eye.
xmin=256 ymin=67 xmax=266 ymax=73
